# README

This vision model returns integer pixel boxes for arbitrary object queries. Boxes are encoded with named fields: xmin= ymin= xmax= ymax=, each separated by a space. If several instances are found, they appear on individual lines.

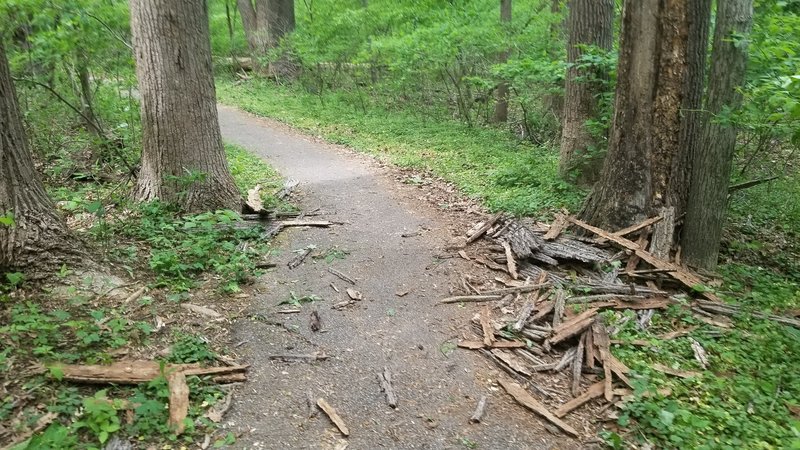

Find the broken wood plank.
xmin=481 ymin=307 xmax=496 ymax=347
xmin=378 ymin=368 xmax=398 ymax=408
xmin=328 ymin=268 xmax=356 ymax=285
xmin=317 ymin=398 xmax=350 ymax=436
xmin=54 ymin=361 xmax=248 ymax=384
xmin=497 ymin=379 xmax=579 ymax=437
xmin=547 ymin=308 xmax=599 ymax=346
xmin=554 ymin=381 xmax=605 ymax=418
xmin=543 ymin=212 xmax=568 ymax=241
xmin=469 ymin=395 xmax=488 ymax=424
xmin=439 ymin=294 xmax=503 ymax=304
xmin=592 ymin=320 xmax=614 ymax=401
xmin=611 ymin=215 xmax=663 ymax=239
xmin=466 ymin=213 xmax=504 ymax=245
xmin=501 ymin=240 xmax=519 ymax=280
xmin=167 ymin=371 xmax=189 ymax=434
xmin=568 ymin=217 xmax=721 ymax=302
xmin=491 ymin=349 xmax=532 ymax=376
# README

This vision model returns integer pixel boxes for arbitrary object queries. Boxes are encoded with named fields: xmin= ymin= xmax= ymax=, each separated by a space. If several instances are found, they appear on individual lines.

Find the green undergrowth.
xmin=216 ymin=77 xmax=583 ymax=218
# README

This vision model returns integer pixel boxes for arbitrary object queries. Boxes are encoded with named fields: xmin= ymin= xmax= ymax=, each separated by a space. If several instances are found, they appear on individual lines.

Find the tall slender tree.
xmin=130 ymin=0 xmax=240 ymax=212
xmin=0 ymin=42 xmax=81 ymax=272
xmin=493 ymin=0 xmax=512 ymax=124
xmin=558 ymin=0 xmax=614 ymax=185
xmin=682 ymin=0 xmax=754 ymax=270
xmin=580 ymin=0 xmax=690 ymax=232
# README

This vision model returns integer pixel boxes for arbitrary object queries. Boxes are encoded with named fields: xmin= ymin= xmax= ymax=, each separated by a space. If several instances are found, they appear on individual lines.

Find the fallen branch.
xmin=439 ymin=294 xmax=503 ymax=304
xmin=268 ymin=353 xmax=329 ymax=362
xmin=328 ymin=268 xmax=356 ymax=285
xmin=317 ymin=398 xmax=350 ymax=436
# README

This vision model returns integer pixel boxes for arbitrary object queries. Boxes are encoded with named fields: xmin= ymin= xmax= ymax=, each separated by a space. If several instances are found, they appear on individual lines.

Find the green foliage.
xmin=73 ymin=390 xmax=123 ymax=445
xmin=168 ymin=334 xmax=218 ymax=364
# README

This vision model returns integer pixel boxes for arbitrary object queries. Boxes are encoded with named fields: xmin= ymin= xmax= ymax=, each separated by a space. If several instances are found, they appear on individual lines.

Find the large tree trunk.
xmin=492 ymin=0 xmax=512 ymax=124
xmin=130 ymin=0 xmax=240 ymax=212
xmin=682 ymin=0 xmax=754 ymax=270
xmin=579 ymin=0 xmax=690 ymax=232
xmin=237 ymin=0 xmax=270 ymax=54
xmin=267 ymin=0 xmax=295 ymax=44
xmin=0 ymin=42 xmax=82 ymax=272
xmin=558 ymin=0 xmax=614 ymax=185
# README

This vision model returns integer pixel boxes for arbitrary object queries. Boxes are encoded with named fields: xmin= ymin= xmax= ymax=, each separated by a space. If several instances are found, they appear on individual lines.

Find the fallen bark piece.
xmin=346 ymin=289 xmax=363 ymax=301
xmin=181 ymin=303 xmax=222 ymax=318
xmin=552 ymin=289 xmax=566 ymax=328
xmin=309 ymin=310 xmax=322 ymax=332
xmin=288 ymin=246 xmax=314 ymax=269
xmin=610 ymin=215 xmax=663 ymax=239
xmin=469 ymin=395 xmax=488 ymax=424
xmin=572 ymin=333 xmax=586 ymax=397
xmin=481 ymin=307 xmax=496 ymax=347
xmin=377 ymin=368 xmax=398 ymax=408
xmin=268 ymin=353 xmax=329 ymax=362
xmin=512 ymin=272 xmax=549 ymax=332
xmin=689 ymin=338 xmax=708 ymax=368
xmin=568 ymin=217 xmax=720 ymax=302
xmin=652 ymin=363 xmax=701 ymax=379
xmin=317 ymin=398 xmax=350 ymax=436
xmin=167 ymin=371 xmax=189 ymax=434
xmin=328 ymin=268 xmax=356 ymax=285
xmin=497 ymin=379 xmax=578 ymax=437
xmin=466 ymin=213 xmax=504 ymax=245
xmin=591 ymin=320 xmax=614 ymax=401
xmin=501 ymin=240 xmax=519 ymax=279
xmin=123 ymin=286 xmax=147 ymax=305
xmin=547 ymin=308 xmax=599 ymax=346
xmin=491 ymin=349 xmax=532 ymax=377
xmin=543 ymin=212 xmax=568 ymax=240
xmin=505 ymin=221 xmax=544 ymax=259
xmin=458 ymin=340 xmax=526 ymax=350
xmin=530 ymin=300 xmax=556 ymax=322
xmin=648 ymin=207 xmax=675 ymax=260
xmin=554 ymin=381 xmax=605 ymax=418
xmin=54 ymin=361 xmax=248 ymax=384
xmin=439 ymin=294 xmax=503 ymax=304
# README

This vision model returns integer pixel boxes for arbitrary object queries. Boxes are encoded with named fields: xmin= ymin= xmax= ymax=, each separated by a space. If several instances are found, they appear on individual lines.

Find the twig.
xmin=469 ymin=395 xmax=488 ymax=424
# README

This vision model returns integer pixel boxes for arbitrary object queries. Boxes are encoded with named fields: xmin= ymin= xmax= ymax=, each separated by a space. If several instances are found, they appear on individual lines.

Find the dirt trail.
xmin=217 ymin=105 xmax=579 ymax=449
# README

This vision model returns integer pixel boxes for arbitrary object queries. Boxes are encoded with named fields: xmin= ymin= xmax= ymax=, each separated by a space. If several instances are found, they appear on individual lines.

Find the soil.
xmin=216 ymin=105 xmax=586 ymax=450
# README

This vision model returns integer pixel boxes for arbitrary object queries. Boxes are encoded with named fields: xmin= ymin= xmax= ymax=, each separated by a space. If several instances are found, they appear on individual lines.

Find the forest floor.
xmin=216 ymin=105 xmax=589 ymax=449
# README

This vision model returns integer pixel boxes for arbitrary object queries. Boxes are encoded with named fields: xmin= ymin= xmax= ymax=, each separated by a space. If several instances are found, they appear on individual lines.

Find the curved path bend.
xmin=217 ymin=105 xmax=580 ymax=450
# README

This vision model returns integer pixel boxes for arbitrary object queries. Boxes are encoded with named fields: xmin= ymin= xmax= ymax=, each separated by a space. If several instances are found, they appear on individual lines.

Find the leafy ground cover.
xmin=218 ymin=77 xmax=800 ymax=448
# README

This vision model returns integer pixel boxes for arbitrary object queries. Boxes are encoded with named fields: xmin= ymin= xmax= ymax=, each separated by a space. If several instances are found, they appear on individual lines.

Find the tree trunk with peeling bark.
xmin=558 ymin=0 xmax=614 ymax=185
xmin=580 ymin=0 xmax=690 ymax=233
xmin=0 ymin=42 xmax=83 ymax=272
xmin=130 ymin=0 xmax=240 ymax=212
xmin=682 ymin=0 xmax=753 ymax=270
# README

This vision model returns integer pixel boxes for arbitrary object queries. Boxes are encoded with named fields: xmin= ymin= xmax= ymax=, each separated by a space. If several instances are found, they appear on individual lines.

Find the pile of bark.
xmin=444 ymin=212 xmax=799 ymax=436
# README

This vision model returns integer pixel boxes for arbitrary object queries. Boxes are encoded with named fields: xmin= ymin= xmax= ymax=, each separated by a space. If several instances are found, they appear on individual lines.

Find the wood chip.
xmin=469 ymin=395 xmax=488 ymax=424
xmin=180 ymin=303 xmax=222 ymax=318
xmin=317 ymin=398 xmax=350 ymax=436
xmin=554 ymin=381 xmax=605 ymax=418
xmin=377 ymin=368 xmax=398 ymax=408
xmin=497 ymin=379 xmax=578 ymax=437
xmin=167 ymin=371 xmax=189 ymax=434
xmin=346 ymin=289 xmax=363 ymax=301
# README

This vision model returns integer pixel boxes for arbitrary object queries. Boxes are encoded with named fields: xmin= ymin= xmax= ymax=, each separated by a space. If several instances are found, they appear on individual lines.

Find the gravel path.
xmin=217 ymin=105 xmax=580 ymax=450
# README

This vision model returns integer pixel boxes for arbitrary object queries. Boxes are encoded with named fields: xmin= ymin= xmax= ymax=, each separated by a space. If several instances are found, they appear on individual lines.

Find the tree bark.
xmin=237 ymin=0 xmax=270 ymax=54
xmin=558 ymin=0 xmax=614 ymax=185
xmin=130 ymin=0 xmax=241 ymax=212
xmin=493 ymin=0 xmax=512 ymax=124
xmin=0 ymin=42 xmax=82 ymax=272
xmin=682 ymin=0 xmax=753 ymax=270
xmin=579 ymin=0 xmax=690 ymax=233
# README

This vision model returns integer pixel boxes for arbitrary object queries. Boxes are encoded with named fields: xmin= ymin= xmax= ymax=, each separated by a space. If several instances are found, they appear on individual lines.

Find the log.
xmin=466 ymin=213 xmax=504 ymax=245
xmin=554 ymin=381 xmax=605 ymax=418
xmin=469 ymin=395 xmax=488 ymax=424
xmin=378 ymin=368 xmax=398 ymax=408
xmin=54 ymin=361 xmax=248 ymax=384
xmin=167 ymin=371 xmax=189 ymax=434
xmin=547 ymin=308 xmax=599 ymax=346
xmin=497 ymin=379 xmax=579 ymax=437
xmin=568 ymin=217 xmax=721 ymax=302
xmin=317 ymin=398 xmax=350 ymax=436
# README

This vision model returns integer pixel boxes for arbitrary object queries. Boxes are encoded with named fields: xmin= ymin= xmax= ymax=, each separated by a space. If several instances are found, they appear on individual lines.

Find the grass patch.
xmin=216 ymin=77 xmax=583 ymax=218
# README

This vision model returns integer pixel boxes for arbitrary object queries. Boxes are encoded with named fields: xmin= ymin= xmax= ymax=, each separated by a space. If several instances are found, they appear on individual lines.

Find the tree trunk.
xmin=558 ymin=0 xmax=614 ymax=185
xmin=130 ymin=0 xmax=241 ymax=212
xmin=579 ymin=0 xmax=690 ymax=233
xmin=492 ymin=0 xmax=512 ymax=124
xmin=268 ymin=0 xmax=295 ymax=45
xmin=237 ymin=0 xmax=270 ymax=54
xmin=0 ymin=42 xmax=82 ymax=272
xmin=682 ymin=0 xmax=753 ymax=270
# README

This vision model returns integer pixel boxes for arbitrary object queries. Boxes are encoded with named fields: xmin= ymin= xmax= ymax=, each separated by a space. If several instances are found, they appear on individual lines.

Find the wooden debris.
xmin=552 ymin=289 xmax=566 ymax=328
xmin=466 ymin=213 xmax=504 ymax=245
xmin=245 ymin=184 xmax=264 ymax=213
xmin=480 ymin=282 xmax=551 ymax=296
xmin=53 ymin=361 xmax=248 ymax=384
xmin=689 ymin=338 xmax=708 ymax=368
xmin=276 ymin=178 xmax=299 ymax=199
xmin=694 ymin=299 xmax=800 ymax=328
xmin=547 ymin=308 xmax=599 ymax=346
xmin=280 ymin=220 xmax=333 ymax=228
xmin=346 ymin=288 xmax=363 ymax=301
xmin=288 ymin=246 xmax=314 ymax=269
xmin=506 ymin=221 xmax=543 ymax=259
xmin=480 ymin=307 xmax=496 ymax=347
xmin=317 ymin=398 xmax=350 ymax=436
xmin=180 ymin=303 xmax=222 ymax=318
xmin=554 ymin=381 xmax=605 ymax=418
xmin=591 ymin=320 xmax=614 ymax=401
xmin=268 ymin=353 xmax=329 ymax=362
xmin=310 ymin=310 xmax=322 ymax=332
xmin=167 ymin=371 xmax=189 ymax=434
xmin=652 ymin=363 xmax=701 ymax=379
xmin=571 ymin=333 xmax=586 ymax=397
xmin=439 ymin=294 xmax=503 ymax=304
xmin=648 ymin=207 xmax=675 ymax=260
xmin=123 ymin=286 xmax=147 ymax=305
xmin=469 ymin=396 xmax=488 ymax=424
xmin=458 ymin=340 xmax=526 ymax=350
xmin=498 ymin=379 xmax=578 ymax=437
xmin=543 ymin=212 xmax=568 ymax=240
xmin=377 ymin=368 xmax=398 ymax=408
xmin=501 ymin=240 xmax=519 ymax=279
xmin=328 ymin=268 xmax=356 ymax=285
xmin=611 ymin=215 xmax=663 ymax=239
xmin=491 ymin=349 xmax=532 ymax=376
